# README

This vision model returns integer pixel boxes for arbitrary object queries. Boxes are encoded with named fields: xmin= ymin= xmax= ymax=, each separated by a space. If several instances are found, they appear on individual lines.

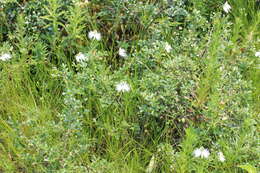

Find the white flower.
xmin=75 ymin=52 xmax=88 ymax=62
xmin=223 ymin=2 xmax=231 ymax=13
xmin=88 ymin=30 xmax=101 ymax=41
xmin=193 ymin=148 xmax=202 ymax=158
xmin=193 ymin=147 xmax=210 ymax=159
xmin=165 ymin=43 xmax=172 ymax=53
xmin=119 ymin=48 xmax=127 ymax=58
xmin=218 ymin=152 xmax=225 ymax=162
xmin=200 ymin=148 xmax=210 ymax=158
xmin=255 ymin=51 xmax=260 ymax=57
xmin=116 ymin=81 xmax=130 ymax=92
xmin=0 ymin=53 xmax=12 ymax=61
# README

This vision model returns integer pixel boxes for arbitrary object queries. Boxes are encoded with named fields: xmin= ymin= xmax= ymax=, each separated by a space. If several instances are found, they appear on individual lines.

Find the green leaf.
xmin=238 ymin=164 xmax=257 ymax=173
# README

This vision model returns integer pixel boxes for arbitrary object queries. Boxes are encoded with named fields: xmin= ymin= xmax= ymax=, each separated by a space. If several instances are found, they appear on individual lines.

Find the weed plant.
xmin=0 ymin=0 xmax=259 ymax=172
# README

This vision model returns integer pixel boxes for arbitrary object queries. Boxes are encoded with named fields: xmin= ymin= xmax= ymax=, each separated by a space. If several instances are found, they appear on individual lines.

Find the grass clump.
xmin=0 ymin=0 xmax=259 ymax=172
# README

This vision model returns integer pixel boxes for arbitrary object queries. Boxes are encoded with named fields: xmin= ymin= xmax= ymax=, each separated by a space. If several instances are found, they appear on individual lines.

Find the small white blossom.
xmin=165 ymin=43 xmax=172 ymax=53
xmin=193 ymin=147 xmax=210 ymax=159
xmin=88 ymin=30 xmax=101 ymax=41
xmin=200 ymin=148 xmax=210 ymax=158
xmin=116 ymin=81 xmax=130 ymax=92
xmin=193 ymin=148 xmax=202 ymax=158
xmin=255 ymin=51 xmax=260 ymax=57
xmin=75 ymin=52 xmax=88 ymax=62
xmin=223 ymin=2 xmax=231 ymax=13
xmin=218 ymin=152 xmax=225 ymax=162
xmin=0 ymin=53 xmax=12 ymax=61
xmin=119 ymin=48 xmax=127 ymax=58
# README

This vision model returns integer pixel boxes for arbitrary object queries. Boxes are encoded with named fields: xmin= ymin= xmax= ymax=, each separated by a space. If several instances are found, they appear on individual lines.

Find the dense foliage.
xmin=0 ymin=0 xmax=259 ymax=172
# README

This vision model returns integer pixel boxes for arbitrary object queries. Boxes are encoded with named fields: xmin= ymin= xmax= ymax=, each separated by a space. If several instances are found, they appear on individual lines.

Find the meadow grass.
xmin=0 ymin=0 xmax=259 ymax=172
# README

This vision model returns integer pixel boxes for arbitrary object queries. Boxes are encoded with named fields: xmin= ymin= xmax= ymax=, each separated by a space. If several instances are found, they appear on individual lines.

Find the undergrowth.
xmin=0 ymin=0 xmax=259 ymax=172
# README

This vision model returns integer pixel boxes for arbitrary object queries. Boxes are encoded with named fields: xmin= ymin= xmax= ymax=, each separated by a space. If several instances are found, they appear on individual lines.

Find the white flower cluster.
xmin=193 ymin=147 xmax=210 ymax=158
xmin=88 ymin=30 xmax=101 ymax=41
xmin=223 ymin=2 xmax=231 ymax=13
xmin=119 ymin=48 xmax=128 ymax=58
xmin=255 ymin=51 xmax=260 ymax=57
xmin=218 ymin=151 xmax=226 ymax=162
xmin=193 ymin=147 xmax=226 ymax=162
xmin=115 ymin=81 xmax=131 ymax=92
xmin=75 ymin=52 xmax=88 ymax=62
xmin=165 ymin=42 xmax=172 ymax=53
xmin=0 ymin=53 xmax=12 ymax=61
